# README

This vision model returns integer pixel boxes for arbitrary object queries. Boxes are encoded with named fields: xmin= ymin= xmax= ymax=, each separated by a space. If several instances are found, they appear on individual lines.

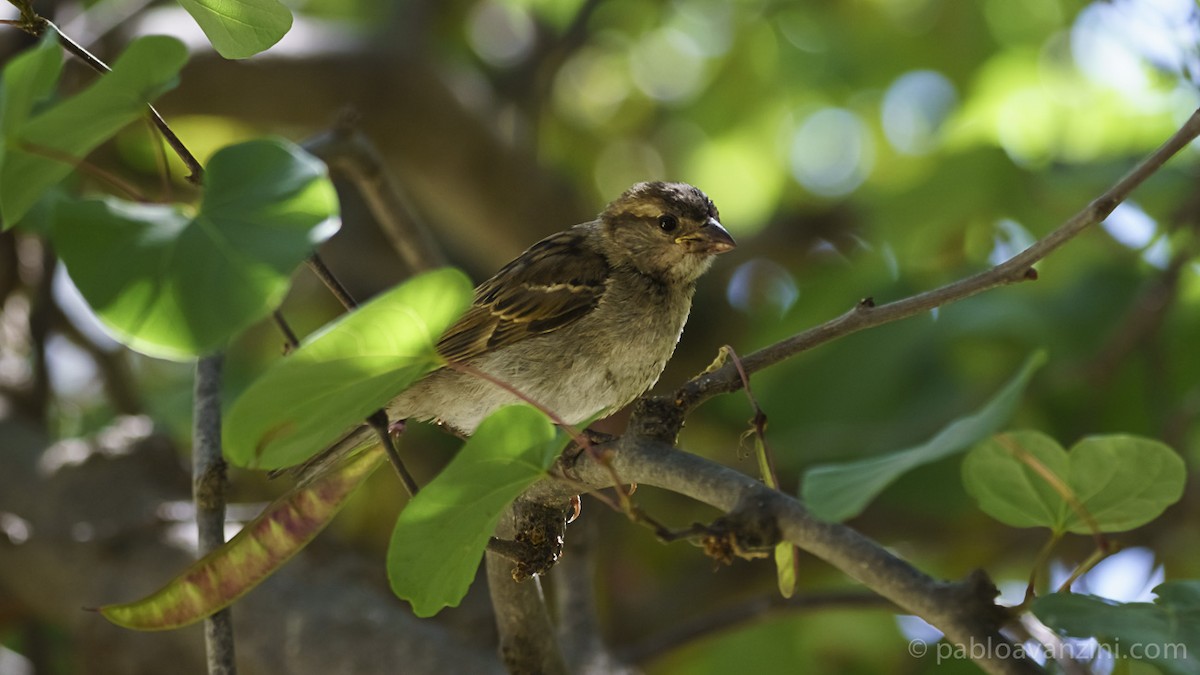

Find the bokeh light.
xmin=467 ymin=0 xmax=536 ymax=68
xmin=790 ymin=108 xmax=875 ymax=198
xmin=882 ymin=70 xmax=958 ymax=155
xmin=726 ymin=259 xmax=799 ymax=317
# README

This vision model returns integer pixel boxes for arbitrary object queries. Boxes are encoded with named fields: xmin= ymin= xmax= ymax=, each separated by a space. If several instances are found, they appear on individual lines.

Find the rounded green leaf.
xmin=53 ymin=138 xmax=339 ymax=360
xmin=223 ymin=268 xmax=474 ymax=469
xmin=1 ymin=36 xmax=187 ymax=225
xmin=179 ymin=0 xmax=294 ymax=59
xmin=388 ymin=405 xmax=560 ymax=617
xmin=962 ymin=430 xmax=1068 ymax=531
xmin=100 ymin=446 xmax=384 ymax=630
xmin=963 ymin=431 xmax=1185 ymax=534
xmin=1065 ymin=435 xmax=1186 ymax=533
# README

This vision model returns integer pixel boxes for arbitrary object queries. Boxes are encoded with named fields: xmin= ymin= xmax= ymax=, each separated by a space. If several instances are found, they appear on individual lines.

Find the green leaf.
xmin=962 ymin=431 xmax=1185 ymax=534
xmin=388 ymin=405 xmax=559 ymax=617
xmin=1 ymin=36 xmax=187 ymax=226
xmin=0 ymin=33 xmax=62 ymax=138
xmin=53 ymin=138 xmax=338 ymax=360
xmin=801 ymin=351 xmax=1045 ymax=521
xmin=1033 ymin=582 xmax=1200 ymax=675
xmin=178 ymin=0 xmax=293 ymax=59
xmin=961 ymin=430 xmax=1067 ymax=530
xmin=774 ymin=543 xmax=798 ymax=598
xmin=100 ymin=446 xmax=384 ymax=630
xmin=223 ymin=267 xmax=474 ymax=469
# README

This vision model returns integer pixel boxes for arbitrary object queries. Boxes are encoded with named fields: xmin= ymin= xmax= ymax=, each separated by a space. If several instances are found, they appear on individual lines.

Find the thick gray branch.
xmin=527 ymin=438 xmax=1040 ymax=675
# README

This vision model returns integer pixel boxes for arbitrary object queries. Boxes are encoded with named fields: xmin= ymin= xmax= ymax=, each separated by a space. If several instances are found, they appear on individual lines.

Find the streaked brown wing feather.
xmin=436 ymin=228 xmax=610 ymax=363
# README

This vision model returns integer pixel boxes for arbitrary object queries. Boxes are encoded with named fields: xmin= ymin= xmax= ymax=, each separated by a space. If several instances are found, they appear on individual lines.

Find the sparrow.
xmin=305 ymin=181 xmax=734 ymax=474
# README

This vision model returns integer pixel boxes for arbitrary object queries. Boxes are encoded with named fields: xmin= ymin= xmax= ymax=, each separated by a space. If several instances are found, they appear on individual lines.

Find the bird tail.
xmin=268 ymin=424 xmax=378 ymax=486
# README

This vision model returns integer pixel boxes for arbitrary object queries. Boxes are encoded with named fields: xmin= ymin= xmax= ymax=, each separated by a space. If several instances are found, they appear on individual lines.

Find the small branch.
xmin=305 ymin=254 xmax=358 ymax=310
xmin=303 ymin=118 xmax=445 ymax=274
xmin=6 ymin=11 xmax=205 ymax=184
xmin=193 ymin=354 xmax=237 ymax=675
xmin=270 ymin=309 xmax=301 ymax=353
xmin=367 ymin=410 xmax=418 ymax=497
xmin=675 ymin=108 xmax=1200 ymax=414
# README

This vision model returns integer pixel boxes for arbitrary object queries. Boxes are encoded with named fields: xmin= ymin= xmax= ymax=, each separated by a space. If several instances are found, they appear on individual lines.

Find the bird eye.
xmin=658 ymin=214 xmax=678 ymax=232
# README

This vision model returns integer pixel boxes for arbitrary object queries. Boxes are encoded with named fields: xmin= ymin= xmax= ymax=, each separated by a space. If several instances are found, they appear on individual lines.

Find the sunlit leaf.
xmin=388 ymin=405 xmax=559 ymax=617
xmin=1033 ymin=582 xmax=1200 ymax=675
xmin=99 ymin=446 xmax=384 ymax=630
xmin=962 ymin=431 xmax=1185 ymax=534
xmin=223 ymin=267 xmax=473 ymax=470
xmin=802 ymin=351 xmax=1045 ymax=521
xmin=53 ymin=138 xmax=339 ymax=360
xmin=179 ymin=0 xmax=293 ymax=59
xmin=0 ymin=36 xmax=187 ymax=226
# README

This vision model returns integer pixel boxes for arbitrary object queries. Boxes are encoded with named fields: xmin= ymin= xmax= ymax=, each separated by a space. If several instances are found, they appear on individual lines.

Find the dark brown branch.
xmin=305 ymin=254 xmax=359 ymax=310
xmin=674 ymin=108 xmax=1200 ymax=416
xmin=192 ymin=354 xmax=237 ymax=674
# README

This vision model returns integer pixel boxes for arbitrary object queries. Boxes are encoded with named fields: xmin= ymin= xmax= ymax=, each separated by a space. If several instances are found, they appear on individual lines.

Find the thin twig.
xmin=303 ymin=119 xmax=444 ymax=274
xmin=270 ymin=309 xmax=301 ymax=354
xmin=5 ymin=10 xmax=205 ymax=184
xmin=305 ymin=254 xmax=358 ymax=310
xmin=17 ymin=140 xmax=150 ymax=202
xmin=193 ymin=354 xmax=237 ymax=674
xmin=675 ymin=108 xmax=1200 ymax=414
xmin=367 ymin=410 xmax=418 ymax=496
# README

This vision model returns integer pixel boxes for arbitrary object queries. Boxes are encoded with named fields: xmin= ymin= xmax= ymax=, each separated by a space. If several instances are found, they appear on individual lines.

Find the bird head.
xmin=598 ymin=182 xmax=736 ymax=283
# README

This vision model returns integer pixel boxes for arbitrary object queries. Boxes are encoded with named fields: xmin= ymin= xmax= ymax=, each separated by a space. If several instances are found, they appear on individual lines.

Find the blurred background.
xmin=2 ymin=0 xmax=1199 ymax=672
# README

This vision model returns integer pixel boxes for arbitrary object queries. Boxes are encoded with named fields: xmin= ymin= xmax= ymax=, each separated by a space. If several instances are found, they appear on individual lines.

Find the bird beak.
xmin=677 ymin=217 xmax=736 ymax=254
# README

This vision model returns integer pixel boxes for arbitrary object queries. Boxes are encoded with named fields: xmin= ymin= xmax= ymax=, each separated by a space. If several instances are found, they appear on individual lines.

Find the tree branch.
xmin=674 ymin=108 xmax=1200 ymax=415
xmin=527 ymin=437 xmax=1039 ymax=674
xmin=193 ymin=354 xmax=236 ymax=674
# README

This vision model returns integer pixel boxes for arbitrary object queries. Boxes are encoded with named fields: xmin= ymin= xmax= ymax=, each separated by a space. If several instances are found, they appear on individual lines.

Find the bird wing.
xmin=436 ymin=228 xmax=611 ymax=363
